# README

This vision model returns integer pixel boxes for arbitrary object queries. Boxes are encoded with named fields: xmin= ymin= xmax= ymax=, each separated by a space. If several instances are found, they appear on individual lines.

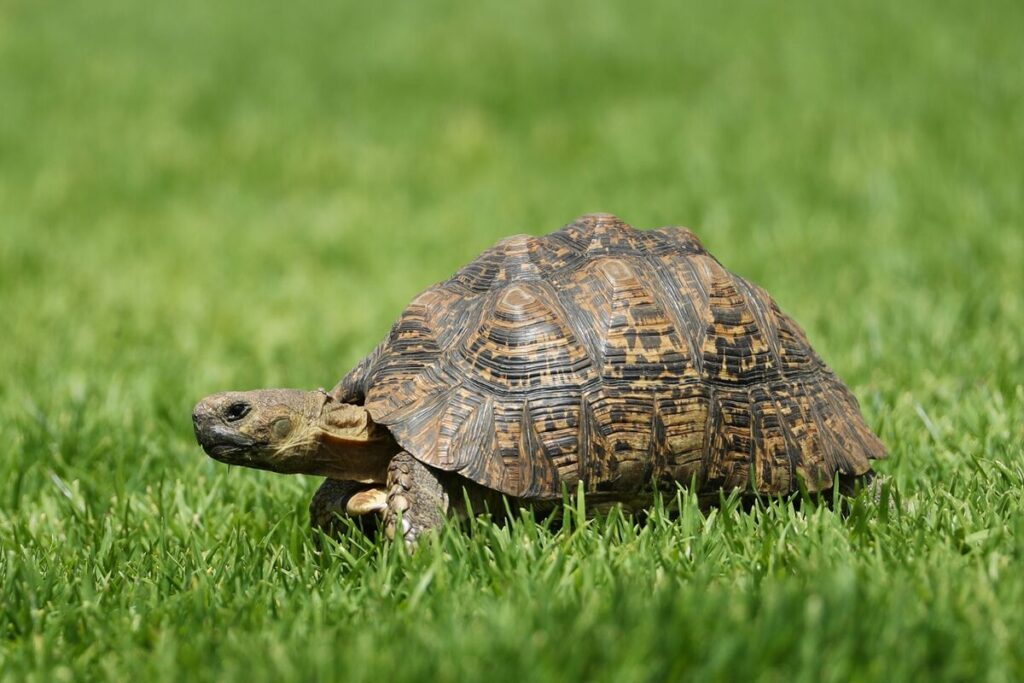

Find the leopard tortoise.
xmin=192 ymin=214 xmax=887 ymax=544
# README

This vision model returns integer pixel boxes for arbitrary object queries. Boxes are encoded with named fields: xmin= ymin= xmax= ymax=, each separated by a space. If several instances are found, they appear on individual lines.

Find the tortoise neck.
xmin=312 ymin=398 xmax=397 ymax=483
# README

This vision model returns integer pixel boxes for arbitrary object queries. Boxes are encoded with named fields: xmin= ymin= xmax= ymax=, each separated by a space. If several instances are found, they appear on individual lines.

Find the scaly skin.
xmin=192 ymin=389 xmax=397 ymax=482
xmin=382 ymin=452 xmax=449 ymax=547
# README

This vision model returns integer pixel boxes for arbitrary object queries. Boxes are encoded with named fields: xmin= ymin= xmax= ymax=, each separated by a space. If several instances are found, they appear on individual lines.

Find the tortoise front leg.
xmin=383 ymin=452 xmax=449 ymax=547
xmin=310 ymin=478 xmax=387 ymax=539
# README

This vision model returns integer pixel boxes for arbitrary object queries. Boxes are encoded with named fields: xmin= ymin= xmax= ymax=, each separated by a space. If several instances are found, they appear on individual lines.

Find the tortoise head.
xmin=192 ymin=389 xmax=396 ymax=483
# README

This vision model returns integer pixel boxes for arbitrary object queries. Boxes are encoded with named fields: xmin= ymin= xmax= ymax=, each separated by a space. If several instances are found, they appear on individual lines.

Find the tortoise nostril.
xmin=192 ymin=408 xmax=206 ymax=445
xmin=192 ymin=403 xmax=208 ymax=429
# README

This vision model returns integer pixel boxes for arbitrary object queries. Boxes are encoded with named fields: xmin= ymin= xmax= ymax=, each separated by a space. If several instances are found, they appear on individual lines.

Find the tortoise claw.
xmin=346 ymin=488 xmax=388 ymax=516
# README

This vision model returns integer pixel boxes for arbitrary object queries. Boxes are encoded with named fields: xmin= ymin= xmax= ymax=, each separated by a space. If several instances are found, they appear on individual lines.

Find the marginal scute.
xmin=524 ymin=392 xmax=582 ymax=487
xmin=749 ymin=384 xmax=794 ymax=494
xmin=657 ymin=384 xmax=712 ymax=487
xmin=584 ymin=388 xmax=655 ymax=494
xmin=516 ymin=399 xmax=568 ymax=499
xmin=779 ymin=380 xmax=832 ymax=490
xmin=704 ymin=389 xmax=753 ymax=492
xmin=355 ymin=214 xmax=887 ymax=500
xmin=818 ymin=372 xmax=886 ymax=464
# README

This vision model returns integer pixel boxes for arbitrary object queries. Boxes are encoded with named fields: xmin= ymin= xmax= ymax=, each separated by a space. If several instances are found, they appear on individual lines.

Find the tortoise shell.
xmin=334 ymin=214 xmax=886 ymax=500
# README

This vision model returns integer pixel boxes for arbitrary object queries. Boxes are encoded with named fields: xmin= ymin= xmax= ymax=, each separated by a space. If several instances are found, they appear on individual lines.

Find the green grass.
xmin=2 ymin=0 xmax=1023 ymax=680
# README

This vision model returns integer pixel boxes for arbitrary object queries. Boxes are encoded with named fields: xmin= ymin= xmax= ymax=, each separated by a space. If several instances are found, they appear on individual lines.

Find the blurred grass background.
xmin=1 ymin=0 xmax=1022 ymax=680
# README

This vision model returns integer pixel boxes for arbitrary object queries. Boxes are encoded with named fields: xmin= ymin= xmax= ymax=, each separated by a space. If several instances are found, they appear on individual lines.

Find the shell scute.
xmin=581 ymin=388 xmax=655 ymax=494
xmin=699 ymin=257 xmax=779 ymax=385
xmin=457 ymin=282 xmax=595 ymax=394
xmin=656 ymin=383 xmax=713 ymax=487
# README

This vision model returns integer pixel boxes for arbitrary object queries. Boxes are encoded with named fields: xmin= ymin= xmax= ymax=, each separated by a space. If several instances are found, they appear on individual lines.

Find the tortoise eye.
xmin=224 ymin=401 xmax=251 ymax=422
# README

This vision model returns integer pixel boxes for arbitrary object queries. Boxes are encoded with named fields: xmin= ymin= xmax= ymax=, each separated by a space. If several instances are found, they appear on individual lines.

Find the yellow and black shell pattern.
xmin=334 ymin=214 xmax=886 ymax=501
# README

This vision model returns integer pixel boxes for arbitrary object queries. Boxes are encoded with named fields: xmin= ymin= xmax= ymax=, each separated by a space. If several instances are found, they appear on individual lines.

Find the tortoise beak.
xmin=192 ymin=398 xmax=260 ymax=463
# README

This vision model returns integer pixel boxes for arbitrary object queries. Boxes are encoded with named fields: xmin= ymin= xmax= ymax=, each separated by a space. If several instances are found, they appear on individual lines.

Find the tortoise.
xmin=192 ymin=214 xmax=886 ymax=544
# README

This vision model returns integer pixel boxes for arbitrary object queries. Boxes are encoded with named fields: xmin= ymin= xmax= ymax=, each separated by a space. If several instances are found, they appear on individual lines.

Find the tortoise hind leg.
xmin=836 ymin=471 xmax=890 ymax=500
xmin=835 ymin=470 xmax=873 ymax=497
xmin=310 ymin=478 xmax=387 ymax=539
xmin=383 ymin=452 xmax=450 ymax=547
xmin=837 ymin=471 xmax=894 ymax=510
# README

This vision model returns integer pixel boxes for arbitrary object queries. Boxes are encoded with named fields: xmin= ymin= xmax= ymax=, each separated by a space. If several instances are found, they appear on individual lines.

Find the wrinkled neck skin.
xmin=193 ymin=389 xmax=398 ymax=483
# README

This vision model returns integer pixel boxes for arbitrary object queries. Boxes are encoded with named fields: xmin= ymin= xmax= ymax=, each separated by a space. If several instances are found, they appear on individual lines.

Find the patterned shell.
xmin=335 ymin=214 xmax=886 ymax=500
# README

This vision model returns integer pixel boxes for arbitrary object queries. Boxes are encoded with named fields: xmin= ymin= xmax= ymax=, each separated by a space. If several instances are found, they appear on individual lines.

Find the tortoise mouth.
xmin=194 ymin=421 xmax=267 ymax=465
xmin=206 ymin=441 xmax=264 ymax=462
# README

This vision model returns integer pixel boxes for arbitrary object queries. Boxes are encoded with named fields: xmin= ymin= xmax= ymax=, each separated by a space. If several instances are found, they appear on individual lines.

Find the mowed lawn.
xmin=1 ymin=0 xmax=1022 ymax=680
